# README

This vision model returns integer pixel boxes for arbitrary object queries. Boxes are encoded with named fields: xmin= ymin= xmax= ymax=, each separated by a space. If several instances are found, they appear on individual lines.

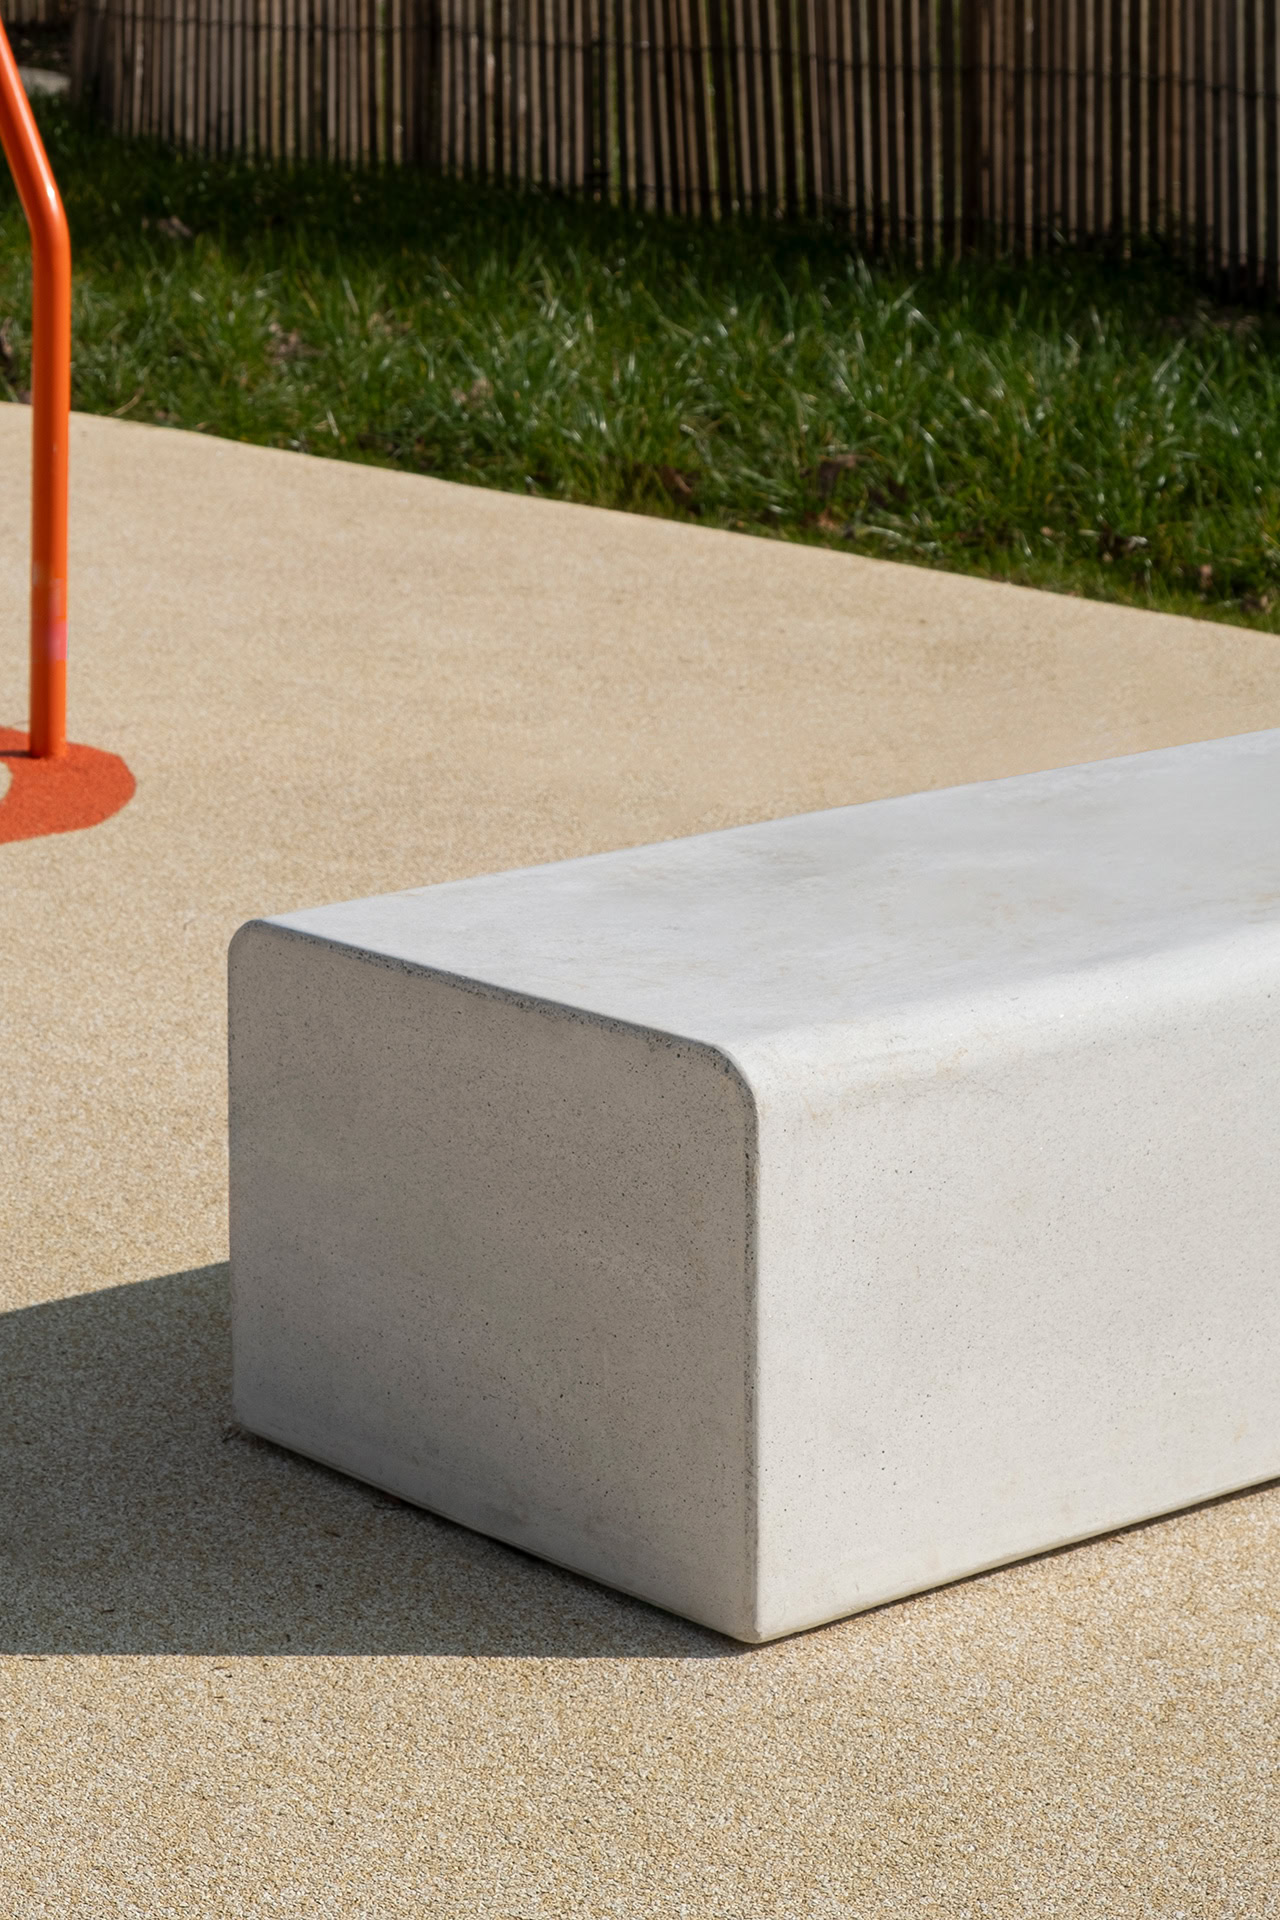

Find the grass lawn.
xmin=4 ymin=103 xmax=1280 ymax=631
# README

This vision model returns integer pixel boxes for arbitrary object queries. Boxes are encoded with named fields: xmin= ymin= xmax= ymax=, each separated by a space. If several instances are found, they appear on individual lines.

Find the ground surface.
xmin=2 ymin=405 xmax=1279 ymax=1916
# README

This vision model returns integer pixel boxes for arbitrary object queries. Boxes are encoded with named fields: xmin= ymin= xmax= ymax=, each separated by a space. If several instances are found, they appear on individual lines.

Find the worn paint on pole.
xmin=0 ymin=24 xmax=71 ymax=759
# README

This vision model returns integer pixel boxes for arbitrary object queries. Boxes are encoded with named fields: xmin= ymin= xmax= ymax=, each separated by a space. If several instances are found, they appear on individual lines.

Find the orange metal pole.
xmin=0 ymin=26 xmax=70 ymax=759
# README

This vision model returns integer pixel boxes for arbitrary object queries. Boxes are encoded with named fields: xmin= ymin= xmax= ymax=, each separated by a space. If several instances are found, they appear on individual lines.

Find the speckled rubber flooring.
xmin=2 ymin=407 xmax=1278 ymax=1917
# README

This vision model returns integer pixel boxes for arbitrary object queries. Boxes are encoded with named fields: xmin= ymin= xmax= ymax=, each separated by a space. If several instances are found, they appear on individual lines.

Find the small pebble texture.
xmin=1 ymin=404 xmax=1278 ymax=1917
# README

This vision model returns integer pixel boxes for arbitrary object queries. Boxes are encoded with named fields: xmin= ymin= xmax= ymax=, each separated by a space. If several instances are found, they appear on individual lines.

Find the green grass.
xmin=5 ymin=103 xmax=1280 ymax=630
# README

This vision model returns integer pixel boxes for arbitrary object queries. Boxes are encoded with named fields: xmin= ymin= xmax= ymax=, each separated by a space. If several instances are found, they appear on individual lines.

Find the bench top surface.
xmin=267 ymin=730 xmax=1280 ymax=1052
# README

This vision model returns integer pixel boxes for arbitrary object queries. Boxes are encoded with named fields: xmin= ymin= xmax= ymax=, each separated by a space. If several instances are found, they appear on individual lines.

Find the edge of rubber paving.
xmin=0 ymin=726 xmax=136 ymax=844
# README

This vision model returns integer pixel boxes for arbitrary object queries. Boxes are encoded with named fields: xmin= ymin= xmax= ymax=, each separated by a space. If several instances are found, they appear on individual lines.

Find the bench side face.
xmin=748 ymin=933 xmax=1280 ymax=1639
xmin=229 ymin=922 xmax=758 ymax=1638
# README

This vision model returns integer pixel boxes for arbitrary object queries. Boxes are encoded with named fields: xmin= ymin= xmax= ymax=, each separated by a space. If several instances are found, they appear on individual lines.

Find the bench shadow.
xmin=0 ymin=1266 xmax=737 ymax=1658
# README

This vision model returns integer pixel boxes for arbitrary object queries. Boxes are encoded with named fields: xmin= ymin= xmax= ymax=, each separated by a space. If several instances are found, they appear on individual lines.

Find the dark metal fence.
xmin=66 ymin=1 xmax=1280 ymax=294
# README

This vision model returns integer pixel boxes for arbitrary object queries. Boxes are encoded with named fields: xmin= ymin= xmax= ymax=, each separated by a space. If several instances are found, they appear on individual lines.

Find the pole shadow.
xmin=0 ymin=1265 xmax=737 ymax=1658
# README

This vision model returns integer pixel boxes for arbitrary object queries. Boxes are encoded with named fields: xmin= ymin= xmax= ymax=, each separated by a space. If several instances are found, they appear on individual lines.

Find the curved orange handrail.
xmin=0 ymin=25 xmax=70 ymax=759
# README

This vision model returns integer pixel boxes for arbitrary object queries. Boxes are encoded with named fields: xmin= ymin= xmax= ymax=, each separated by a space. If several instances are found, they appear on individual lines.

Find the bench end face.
xmin=229 ymin=919 xmax=763 ymax=1641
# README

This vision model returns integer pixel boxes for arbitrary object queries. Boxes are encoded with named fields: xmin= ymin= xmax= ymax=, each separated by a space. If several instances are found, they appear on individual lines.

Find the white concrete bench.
xmin=229 ymin=731 xmax=1280 ymax=1642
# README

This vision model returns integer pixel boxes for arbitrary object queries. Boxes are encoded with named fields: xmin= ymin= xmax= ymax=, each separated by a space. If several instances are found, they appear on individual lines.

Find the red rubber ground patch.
xmin=0 ymin=726 xmax=136 ymax=844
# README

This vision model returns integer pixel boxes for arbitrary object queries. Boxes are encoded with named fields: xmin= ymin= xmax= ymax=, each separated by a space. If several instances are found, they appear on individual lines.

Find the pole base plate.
xmin=0 ymin=726 xmax=135 ymax=844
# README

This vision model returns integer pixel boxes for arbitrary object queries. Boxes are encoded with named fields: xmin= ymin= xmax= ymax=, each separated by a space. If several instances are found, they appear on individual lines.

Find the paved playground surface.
xmin=2 ymin=402 xmax=1278 ymax=1915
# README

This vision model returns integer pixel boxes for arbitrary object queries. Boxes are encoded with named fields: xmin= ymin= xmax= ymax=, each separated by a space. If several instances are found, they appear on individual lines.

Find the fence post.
xmin=959 ymin=0 xmax=984 ymax=249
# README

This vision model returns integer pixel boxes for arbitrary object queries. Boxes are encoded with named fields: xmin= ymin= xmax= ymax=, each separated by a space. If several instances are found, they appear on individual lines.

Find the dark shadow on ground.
xmin=0 ymin=1266 xmax=736 ymax=1657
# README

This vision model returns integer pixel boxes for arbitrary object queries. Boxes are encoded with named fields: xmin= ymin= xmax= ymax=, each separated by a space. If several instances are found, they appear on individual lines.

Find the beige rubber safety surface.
xmin=2 ymin=405 xmax=1279 ymax=1918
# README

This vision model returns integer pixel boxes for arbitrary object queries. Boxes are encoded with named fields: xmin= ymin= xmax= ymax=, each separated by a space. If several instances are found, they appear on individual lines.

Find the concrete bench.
xmin=229 ymin=730 xmax=1280 ymax=1643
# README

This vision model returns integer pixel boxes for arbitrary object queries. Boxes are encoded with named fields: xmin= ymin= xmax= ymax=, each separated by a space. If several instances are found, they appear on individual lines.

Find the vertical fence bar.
xmin=885 ymin=0 xmax=901 ymax=246
xmin=733 ymin=0 xmax=758 ymax=213
xmin=865 ymin=0 xmax=882 ymax=245
xmin=642 ymin=0 xmax=663 ymax=210
xmin=959 ymin=0 xmax=981 ymax=247
xmin=709 ymin=0 xmax=734 ymax=211
xmin=1125 ymin=0 xmax=1138 ymax=243
xmin=764 ymin=0 xmax=782 ymax=215
xmin=1012 ymin=0 xmax=1026 ymax=254
xmin=918 ymin=0 xmax=934 ymax=260
xmin=1060 ymin=0 xmax=1073 ymax=239
xmin=662 ymin=0 xmax=685 ymax=214
xmin=794 ymin=0 xmax=816 ymax=216
xmin=1146 ymin=0 xmax=1160 ymax=241
xmin=628 ymin=0 xmax=644 ymax=203
xmin=938 ymin=0 xmax=955 ymax=256
xmin=1220 ymin=0 xmax=1228 ymax=288
xmin=848 ymin=0 xmax=867 ymax=243
xmin=1266 ymin=0 xmax=1279 ymax=302
xmin=1244 ymin=0 xmax=1258 ymax=297
xmin=1224 ymin=0 xmax=1238 ymax=296
xmin=899 ymin=0 xmax=917 ymax=251
xmin=1034 ymin=0 xmax=1047 ymax=248
xmin=1073 ymin=0 xmax=1086 ymax=246
xmin=688 ymin=0 xmax=712 ymax=213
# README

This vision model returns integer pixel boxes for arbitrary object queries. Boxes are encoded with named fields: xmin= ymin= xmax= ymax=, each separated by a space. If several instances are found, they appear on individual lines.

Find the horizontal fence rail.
xmin=70 ymin=1 xmax=1280 ymax=294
